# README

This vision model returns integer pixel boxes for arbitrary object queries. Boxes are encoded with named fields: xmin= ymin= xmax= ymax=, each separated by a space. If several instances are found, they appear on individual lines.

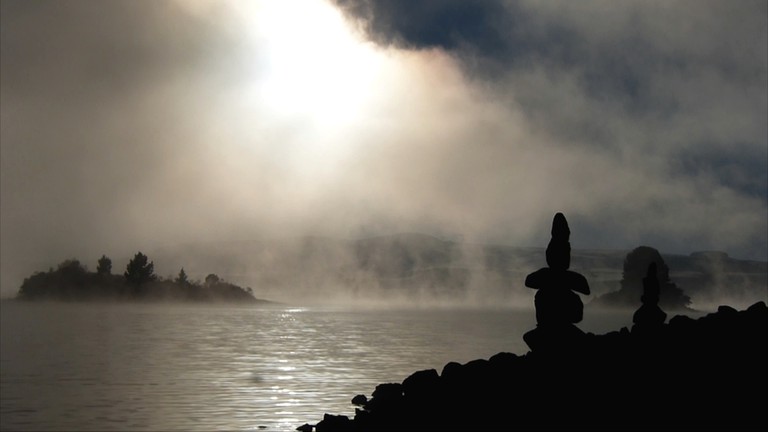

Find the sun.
xmin=202 ymin=0 xmax=398 ymax=175
xmin=238 ymin=0 xmax=385 ymax=127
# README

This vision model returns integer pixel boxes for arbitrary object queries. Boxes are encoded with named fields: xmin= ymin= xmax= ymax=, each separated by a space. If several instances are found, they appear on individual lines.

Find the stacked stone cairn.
xmin=632 ymin=262 xmax=668 ymax=333
xmin=523 ymin=212 xmax=591 ymax=352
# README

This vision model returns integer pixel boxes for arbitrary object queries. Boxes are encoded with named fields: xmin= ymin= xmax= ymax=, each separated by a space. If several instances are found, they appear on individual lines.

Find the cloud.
xmin=1 ymin=0 xmax=766 ymax=298
xmin=333 ymin=0 xmax=768 ymax=251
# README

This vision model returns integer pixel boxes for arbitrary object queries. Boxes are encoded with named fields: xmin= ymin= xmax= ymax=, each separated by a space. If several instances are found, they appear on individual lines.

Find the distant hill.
xmin=148 ymin=234 xmax=768 ymax=310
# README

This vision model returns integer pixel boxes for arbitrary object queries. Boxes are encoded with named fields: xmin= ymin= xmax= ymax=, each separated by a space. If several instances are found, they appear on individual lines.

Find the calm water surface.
xmin=1 ymin=301 xmax=634 ymax=431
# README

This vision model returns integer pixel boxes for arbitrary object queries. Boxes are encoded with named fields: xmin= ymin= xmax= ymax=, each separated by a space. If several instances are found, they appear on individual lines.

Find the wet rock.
xmin=371 ymin=383 xmax=402 ymax=401
xmin=295 ymin=423 xmax=313 ymax=432
xmin=363 ymin=382 xmax=404 ymax=414
xmin=351 ymin=394 xmax=367 ymax=406
xmin=315 ymin=414 xmax=352 ymax=432
xmin=402 ymin=369 xmax=439 ymax=400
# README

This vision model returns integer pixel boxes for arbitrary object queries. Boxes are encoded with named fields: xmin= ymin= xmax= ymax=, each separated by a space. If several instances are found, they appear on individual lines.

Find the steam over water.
xmin=1 ymin=302 xmax=634 ymax=431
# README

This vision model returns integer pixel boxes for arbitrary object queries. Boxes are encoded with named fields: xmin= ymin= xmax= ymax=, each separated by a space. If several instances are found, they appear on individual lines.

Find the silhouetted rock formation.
xmin=307 ymin=301 xmax=768 ymax=431
xmin=522 ymin=213 xmax=590 ymax=352
xmin=632 ymin=263 xmax=668 ymax=333
xmin=593 ymin=246 xmax=692 ymax=310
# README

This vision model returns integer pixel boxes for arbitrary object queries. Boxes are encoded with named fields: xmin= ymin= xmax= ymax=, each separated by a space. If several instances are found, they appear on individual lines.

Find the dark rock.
xmin=530 ymin=273 xmax=588 ymax=324
xmin=488 ymin=352 xmax=517 ymax=366
xmin=351 ymin=394 xmax=367 ymax=406
xmin=461 ymin=358 xmax=490 ymax=375
xmin=523 ymin=323 xmax=585 ymax=354
xmin=296 ymin=423 xmax=313 ymax=432
xmin=305 ymin=301 xmax=767 ymax=431
xmin=363 ymin=382 xmax=404 ymax=414
xmin=523 ymin=213 xmax=592 ymax=352
xmin=371 ymin=383 xmax=402 ymax=401
xmin=303 ymin=213 xmax=764 ymax=431
xmin=546 ymin=212 xmax=571 ymax=271
xmin=632 ymin=263 xmax=667 ymax=334
xmin=747 ymin=300 xmax=767 ymax=313
xmin=315 ymin=414 xmax=352 ymax=432
xmin=402 ymin=369 xmax=439 ymax=399
xmin=717 ymin=304 xmax=738 ymax=315
xmin=632 ymin=304 xmax=666 ymax=333
xmin=668 ymin=314 xmax=695 ymax=328
xmin=440 ymin=361 xmax=462 ymax=379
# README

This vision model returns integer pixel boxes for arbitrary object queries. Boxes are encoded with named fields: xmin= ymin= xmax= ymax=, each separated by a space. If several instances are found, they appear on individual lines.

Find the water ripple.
xmin=1 ymin=302 xmax=632 ymax=431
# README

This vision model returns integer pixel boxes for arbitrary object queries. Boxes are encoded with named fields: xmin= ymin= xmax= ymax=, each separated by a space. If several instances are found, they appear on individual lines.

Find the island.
xmin=590 ymin=245 xmax=694 ymax=312
xmin=14 ymin=252 xmax=271 ymax=303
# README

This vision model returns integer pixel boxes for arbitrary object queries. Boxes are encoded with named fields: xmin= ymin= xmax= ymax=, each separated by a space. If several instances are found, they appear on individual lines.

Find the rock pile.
xmin=301 ymin=214 xmax=766 ymax=431
xmin=307 ymin=301 xmax=767 ymax=431
xmin=522 ymin=212 xmax=591 ymax=352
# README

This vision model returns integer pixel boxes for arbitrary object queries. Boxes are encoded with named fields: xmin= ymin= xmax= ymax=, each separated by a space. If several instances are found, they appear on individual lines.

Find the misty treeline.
xmin=16 ymin=252 xmax=259 ymax=302
xmin=190 ymin=234 xmax=763 ymax=308
xmin=13 ymin=236 xmax=767 ymax=308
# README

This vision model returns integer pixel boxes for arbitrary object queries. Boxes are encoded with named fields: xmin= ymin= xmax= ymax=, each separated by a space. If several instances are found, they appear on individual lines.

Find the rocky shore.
xmin=302 ymin=301 xmax=767 ymax=431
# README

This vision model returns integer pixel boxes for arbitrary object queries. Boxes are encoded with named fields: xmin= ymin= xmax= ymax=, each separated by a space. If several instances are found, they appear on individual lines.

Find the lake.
xmin=1 ymin=301 xmax=636 ymax=431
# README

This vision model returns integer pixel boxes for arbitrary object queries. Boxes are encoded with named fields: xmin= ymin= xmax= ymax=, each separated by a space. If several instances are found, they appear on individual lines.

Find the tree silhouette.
xmin=58 ymin=259 xmax=87 ymax=275
xmin=595 ymin=246 xmax=692 ymax=310
xmin=97 ymin=255 xmax=112 ymax=276
xmin=124 ymin=252 xmax=156 ymax=286
xmin=17 ymin=254 xmax=258 ymax=302
xmin=175 ymin=268 xmax=189 ymax=286
xmin=621 ymin=246 xmax=690 ymax=310
xmin=205 ymin=273 xmax=220 ymax=286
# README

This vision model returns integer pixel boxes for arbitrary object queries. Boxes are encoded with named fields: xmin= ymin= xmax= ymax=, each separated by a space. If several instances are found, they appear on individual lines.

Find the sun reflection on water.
xmin=0 ymin=302 xmax=624 ymax=431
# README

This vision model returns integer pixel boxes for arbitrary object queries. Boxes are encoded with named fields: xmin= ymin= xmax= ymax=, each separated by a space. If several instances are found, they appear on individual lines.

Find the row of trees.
xmin=17 ymin=252 xmax=257 ymax=302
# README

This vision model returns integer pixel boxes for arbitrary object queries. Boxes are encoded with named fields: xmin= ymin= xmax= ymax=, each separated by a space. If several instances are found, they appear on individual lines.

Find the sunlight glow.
xmin=197 ymin=0 xmax=400 ymax=178
xmin=244 ymin=0 xmax=385 ymax=126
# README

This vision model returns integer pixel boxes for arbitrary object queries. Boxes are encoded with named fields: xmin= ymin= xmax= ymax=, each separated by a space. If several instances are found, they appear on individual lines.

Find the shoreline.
xmin=304 ymin=301 xmax=768 ymax=431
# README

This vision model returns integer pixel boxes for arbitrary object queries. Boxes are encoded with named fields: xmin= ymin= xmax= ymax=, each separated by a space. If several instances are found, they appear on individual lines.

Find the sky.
xmin=1 ymin=0 xmax=766 ymax=298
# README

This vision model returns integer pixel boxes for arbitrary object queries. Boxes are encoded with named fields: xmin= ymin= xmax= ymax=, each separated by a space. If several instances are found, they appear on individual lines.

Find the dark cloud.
xmin=337 ymin=1 xmax=765 ymax=100
xmin=336 ymin=0 xmax=512 ymax=54
xmin=671 ymin=142 xmax=768 ymax=199
xmin=336 ymin=0 xmax=768 ymax=202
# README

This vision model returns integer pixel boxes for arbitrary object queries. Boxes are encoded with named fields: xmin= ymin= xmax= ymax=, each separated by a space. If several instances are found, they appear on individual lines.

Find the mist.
xmin=1 ymin=0 xmax=766 ymax=303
